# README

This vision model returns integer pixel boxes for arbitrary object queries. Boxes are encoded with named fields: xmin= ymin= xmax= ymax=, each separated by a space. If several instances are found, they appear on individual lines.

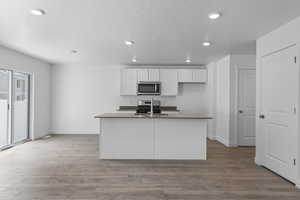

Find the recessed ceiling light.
xmin=132 ymin=57 xmax=137 ymax=63
xmin=71 ymin=50 xmax=78 ymax=54
xmin=31 ymin=9 xmax=46 ymax=16
xmin=125 ymin=40 xmax=135 ymax=46
xmin=202 ymin=42 xmax=212 ymax=47
xmin=185 ymin=58 xmax=191 ymax=63
xmin=208 ymin=12 xmax=221 ymax=20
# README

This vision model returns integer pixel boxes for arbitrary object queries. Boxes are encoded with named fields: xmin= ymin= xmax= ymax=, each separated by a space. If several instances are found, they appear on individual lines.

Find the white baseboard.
xmin=255 ymin=156 xmax=263 ymax=166
xmin=49 ymin=130 xmax=99 ymax=135
xmin=228 ymin=142 xmax=238 ymax=147
xmin=207 ymin=135 xmax=216 ymax=140
xmin=216 ymin=136 xmax=230 ymax=147
xmin=32 ymin=132 xmax=49 ymax=140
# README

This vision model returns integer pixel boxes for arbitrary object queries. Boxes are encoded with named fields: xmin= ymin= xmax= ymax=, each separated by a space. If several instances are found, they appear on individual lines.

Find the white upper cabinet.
xmin=178 ymin=69 xmax=193 ymax=82
xmin=160 ymin=69 xmax=178 ymax=96
xmin=121 ymin=68 xmax=206 ymax=96
xmin=148 ymin=69 xmax=160 ymax=81
xmin=137 ymin=69 xmax=160 ymax=82
xmin=178 ymin=69 xmax=207 ymax=83
xmin=192 ymin=69 xmax=207 ymax=82
xmin=137 ymin=69 xmax=148 ymax=82
xmin=120 ymin=69 xmax=137 ymax=95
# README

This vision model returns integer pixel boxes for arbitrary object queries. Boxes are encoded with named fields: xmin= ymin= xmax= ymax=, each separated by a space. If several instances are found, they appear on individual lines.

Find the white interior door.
xmin=238 ymin=68 xmax=256 ymax=146
xmin=261 ymin=45 xmax=298 ymax=183
xmin=0 ymin=70 xmax=10 ymax=148
xmin=12 ymin=72 xmax=29 ymax=143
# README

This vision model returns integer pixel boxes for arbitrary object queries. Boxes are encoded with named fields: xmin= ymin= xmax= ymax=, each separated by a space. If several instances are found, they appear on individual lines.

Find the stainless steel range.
xmin=136 ymin=100 xmax=161 ymax=114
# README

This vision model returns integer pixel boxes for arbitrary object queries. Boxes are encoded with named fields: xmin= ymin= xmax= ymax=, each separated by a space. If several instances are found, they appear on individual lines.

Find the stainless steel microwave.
xmin=137 ymin=82 xmax=161 ymax=95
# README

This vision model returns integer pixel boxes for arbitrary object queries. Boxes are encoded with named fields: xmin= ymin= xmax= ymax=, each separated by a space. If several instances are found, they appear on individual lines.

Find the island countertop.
xmin=95 ymin=113 xmax=212 ymax=119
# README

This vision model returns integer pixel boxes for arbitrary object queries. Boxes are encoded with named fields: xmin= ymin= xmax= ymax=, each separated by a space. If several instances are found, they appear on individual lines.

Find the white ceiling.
xmin=1 ymin=0 xmax=300 ymax=65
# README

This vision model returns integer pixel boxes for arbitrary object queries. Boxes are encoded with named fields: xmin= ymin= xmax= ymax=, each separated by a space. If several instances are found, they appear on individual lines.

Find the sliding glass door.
xmin=0 ymin=70 xmax=11 ymax=148
xmin=12 ymin=72 xmax=29 ymax=143
xmin=0 ymin=69 xmax=30 ymax=149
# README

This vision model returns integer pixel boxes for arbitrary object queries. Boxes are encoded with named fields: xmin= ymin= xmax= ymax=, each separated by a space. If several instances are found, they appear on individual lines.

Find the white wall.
xmin=215 ymin=56 xmax=231 ymax=146
xmin=51 ymin=65 xmax=121 ymax=134
xmin=0 ymin=45 xmax=51 ymax=139
xmin=256 ymin=16 xmax=300 ymax=187
xmin=206 ymin=62 xmax=217 ymax=140
xmin=50 ymin=64 xmax=209 ymax=134
xmin=212 ymin=54 xmax=256 ymax=147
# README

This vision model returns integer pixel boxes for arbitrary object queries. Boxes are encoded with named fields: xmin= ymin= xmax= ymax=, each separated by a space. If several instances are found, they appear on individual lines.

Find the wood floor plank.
xmin=0 ymin=134 xmax=299 ymax=200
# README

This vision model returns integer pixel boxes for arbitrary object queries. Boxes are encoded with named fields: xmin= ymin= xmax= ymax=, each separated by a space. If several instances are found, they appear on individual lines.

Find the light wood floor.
xmin=0 ymin=135 xmax=299 ymax=200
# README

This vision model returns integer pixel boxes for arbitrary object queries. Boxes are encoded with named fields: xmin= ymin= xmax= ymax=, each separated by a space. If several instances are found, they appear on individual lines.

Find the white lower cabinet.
xmin=101 ymin=118 xmax=154 ymax=159
xmin=154 ymin=119 xmax=207 ymax=159
xmin=100 ymin=118 xmax=207 ymax=160
xmin=160 ymin=69 xmax=178 ymax=96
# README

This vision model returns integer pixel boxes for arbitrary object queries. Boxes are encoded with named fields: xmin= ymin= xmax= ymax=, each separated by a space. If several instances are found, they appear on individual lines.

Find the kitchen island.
xmin=95 ymin=113 xmax=211 ymax=160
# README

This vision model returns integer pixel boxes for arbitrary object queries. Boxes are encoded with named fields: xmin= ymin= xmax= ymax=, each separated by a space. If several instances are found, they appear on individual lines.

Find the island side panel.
xmin=100 ymin=118 xmax=155 ymax=159
xmin=154 ymin=119 xmax=207 ymax=160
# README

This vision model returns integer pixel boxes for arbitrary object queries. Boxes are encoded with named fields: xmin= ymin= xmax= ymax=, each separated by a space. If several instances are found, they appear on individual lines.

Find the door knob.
xmin=259 ymin=114 xmax=265 ymax=119
xmin=239 ymin=110 xmax=243 ymax=114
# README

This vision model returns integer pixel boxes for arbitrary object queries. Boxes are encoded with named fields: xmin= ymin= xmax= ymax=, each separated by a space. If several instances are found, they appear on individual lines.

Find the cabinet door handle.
xmin=239 ymin=110 xmax=243 ymax=114
xmin=259 ymin=114 xmax=265 ymax=119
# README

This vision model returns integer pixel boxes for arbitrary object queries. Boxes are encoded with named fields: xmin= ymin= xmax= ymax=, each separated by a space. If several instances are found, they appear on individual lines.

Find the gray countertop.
xmin=95 ymin=113 xmax=212 ymax=119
